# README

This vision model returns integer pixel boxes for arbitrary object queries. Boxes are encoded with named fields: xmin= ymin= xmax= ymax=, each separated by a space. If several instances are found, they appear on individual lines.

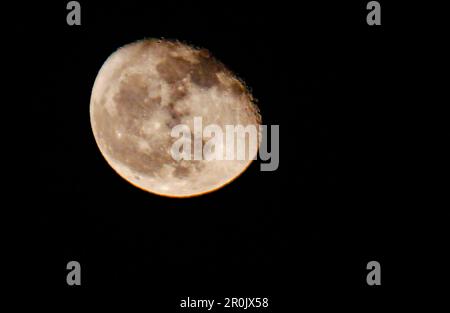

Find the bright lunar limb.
xmin=90 ymin=39 xmax=261 ymax=197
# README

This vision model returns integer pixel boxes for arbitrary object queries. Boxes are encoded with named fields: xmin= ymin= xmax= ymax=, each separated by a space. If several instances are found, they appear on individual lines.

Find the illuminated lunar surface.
xmin=90 ymin=39 xmax=261 ymax=197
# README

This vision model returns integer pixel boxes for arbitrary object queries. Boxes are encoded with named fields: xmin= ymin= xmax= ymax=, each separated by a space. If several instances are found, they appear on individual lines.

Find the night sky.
xmin=7 ymin=0 xmax=445 ymax=310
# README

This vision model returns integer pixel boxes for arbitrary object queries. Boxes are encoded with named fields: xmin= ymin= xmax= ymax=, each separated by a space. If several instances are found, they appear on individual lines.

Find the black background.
xmin=9 ymin=0 xmax=447 ymax=311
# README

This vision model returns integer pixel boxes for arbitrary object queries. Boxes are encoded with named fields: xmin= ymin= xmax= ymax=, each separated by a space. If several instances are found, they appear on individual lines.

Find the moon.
xmin=90 ymin=39 xmax=261 ymax=197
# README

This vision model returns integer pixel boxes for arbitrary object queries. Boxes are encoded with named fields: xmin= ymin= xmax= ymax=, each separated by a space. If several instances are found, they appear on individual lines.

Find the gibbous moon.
xmin=90 ymin=39 xmax=261 ymax=197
